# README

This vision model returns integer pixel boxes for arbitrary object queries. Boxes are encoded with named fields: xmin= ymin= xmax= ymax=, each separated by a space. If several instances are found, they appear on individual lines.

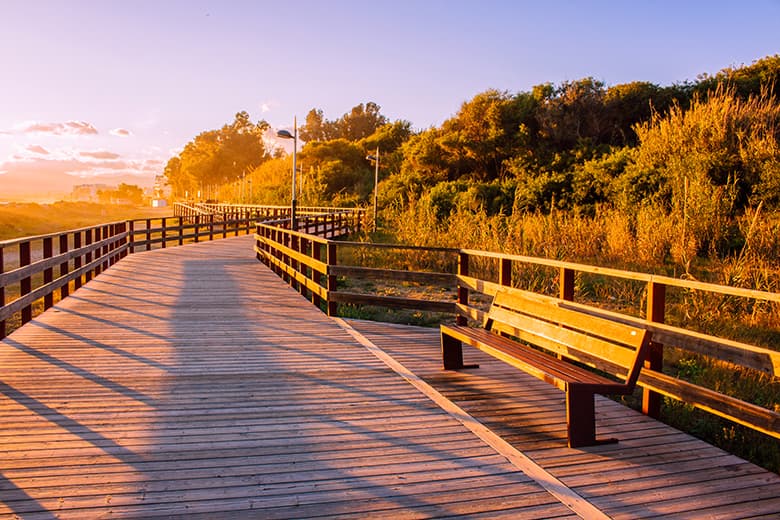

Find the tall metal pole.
xmin=292 ymin=116 xmax=298 ymax=230
xmin=373 ymin=146 xmax=379 ymax=231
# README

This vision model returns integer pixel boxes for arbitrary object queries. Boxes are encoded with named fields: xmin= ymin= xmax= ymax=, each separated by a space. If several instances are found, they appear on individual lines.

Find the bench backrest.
xmin=486 ymin=289 xmax=651 ymax=386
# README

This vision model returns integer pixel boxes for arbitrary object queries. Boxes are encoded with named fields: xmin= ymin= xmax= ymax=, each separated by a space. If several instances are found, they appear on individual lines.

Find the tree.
xmin=299 ymin=139 xmax=372 ymax=199
xmin=299 ymin=108 xmax=337 ymax=142
xmin=535 ymin=78 xmax=608 ymax=152
xmin=298 ymin=102 xmax=389 ymax=143
xmin=360 ymin=120 xmax=414 ymax=177
xmin=164 ymin=111 xmax=270 ymax=198
xmin=434 ymin=89 xmax=537 ymax=181
xmin=97 ymin=183 xmax=144 ymax=205
xmin=336 ymin=102 xmax=389 ymax=141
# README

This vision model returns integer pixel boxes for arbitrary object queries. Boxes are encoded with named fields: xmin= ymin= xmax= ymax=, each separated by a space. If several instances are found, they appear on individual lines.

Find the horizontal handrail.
xmin=460 ymin=248 xmax=780 ymax=303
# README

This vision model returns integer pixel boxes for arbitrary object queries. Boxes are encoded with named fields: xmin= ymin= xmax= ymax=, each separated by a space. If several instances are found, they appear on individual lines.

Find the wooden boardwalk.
xmin=1 ymin=235 xmax=778 ymax=518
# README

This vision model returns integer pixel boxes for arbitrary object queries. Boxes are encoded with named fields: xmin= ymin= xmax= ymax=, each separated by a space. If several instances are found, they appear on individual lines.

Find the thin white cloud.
xmin=23 ymin=120 xmax=98 ymax=136
xmin=80 ymin=150 xmax=121 ymax=160
xmin=26 ymin=145 xmax=50 ymax=155
xmin=109 ymin=128 xmax=132 ymax=137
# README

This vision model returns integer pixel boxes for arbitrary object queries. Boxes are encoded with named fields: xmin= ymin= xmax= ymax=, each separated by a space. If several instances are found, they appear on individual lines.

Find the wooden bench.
xmin=441 ymin=289 xmax=652 ymax=448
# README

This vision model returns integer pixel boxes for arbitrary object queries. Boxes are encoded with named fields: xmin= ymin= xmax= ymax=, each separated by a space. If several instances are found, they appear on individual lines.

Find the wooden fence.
xmin=0 ymin=206 xmax=364 ymax=338
xmin=254 ymin=222 xmax=780 ymax=441
xmin=0 ymin=222 xmax=129 ymax=338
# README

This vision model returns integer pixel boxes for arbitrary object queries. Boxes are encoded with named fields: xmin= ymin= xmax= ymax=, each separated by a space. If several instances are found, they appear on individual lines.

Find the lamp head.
xmin=276 ymin=129 xmax=294 ymax=140
xmin=366 ymin=155 xmax=377 ymax=161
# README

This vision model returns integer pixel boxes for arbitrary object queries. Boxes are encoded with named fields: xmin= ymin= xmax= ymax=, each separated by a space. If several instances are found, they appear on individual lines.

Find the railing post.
xmin=209 ymin=214 xmax=215 ymax=241
xmin=115 ymin=223 xmax=123 ymax=262
xmin=300 ymin=236 xmax=309 ymax=299
xmin=103 ymin=225 xmax=110 ymax=270
xmin=59 ymin=233 xmax=70 ymax=300
xmin=108 ymin=224 xmax=116 ymax=265
xmin=500 ymin=258 xmax=511 ymax=288
xmin=291 ymin=233 xmax=300 ymax=292
xmin=74 ymin=231 xmax=83 ymax=289
xmin=129 ymin=220 xmax=135 ymax=254
xmin=283 ymin=231 xmax=291 ymax=284
xmin=94 ymin=227 xmax=103 ymax=276
xmin=312 ymin=241 xmax=322 ymax=309
xmin=559 ymin=267 xmax=575 ymax=301
xmin=20 ymin=241 xmax=32 ymax=324
xmin=223 ymin=212 xmax=228 ymax=239
xmin=161 ymin=218 xmax=167 ymax=249
xmin=119 ymin=220 xmax=132 ymax=258
xmin=178 ymin=217 xmax=184 ymax=246
xmin=643 ymin=281 xmax=666 ymax=418
xmin=271 ymin=228 xmax=279 ymax=274
xmin=43 ymin=237 xmax=54 ymax=310
xmin=0 ymin=247 xmax=5 ymax=339
xmin=194 ymin=215 xmax=200 ymax=243
xmin=327 ymin=243 xmax=338 ymax=317
xmin=85 ymin=228 xmax=93 ymax=282
xmin=142 ymin=219 xmax=150 ymax=251
xmin=255 ymin=224 xmax=265 ymax=263
xmin=457 ymin=252 xmax=469 ymax=326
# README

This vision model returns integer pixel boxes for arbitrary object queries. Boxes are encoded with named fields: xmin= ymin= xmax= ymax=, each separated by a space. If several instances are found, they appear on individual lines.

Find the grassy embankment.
xmin=1 ymin=201 xmax=173 ymax=332
xmin=0 ymin=201 xmax=170 ymax=241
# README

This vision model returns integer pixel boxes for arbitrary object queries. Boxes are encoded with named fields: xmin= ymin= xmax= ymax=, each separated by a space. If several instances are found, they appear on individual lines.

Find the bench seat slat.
xmin=441 ymin=325 xmax=629 ymax=393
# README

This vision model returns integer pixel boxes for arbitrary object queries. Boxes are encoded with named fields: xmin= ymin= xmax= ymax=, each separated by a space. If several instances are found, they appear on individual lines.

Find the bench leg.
xmin=442 ymin=333 xmax=464 ymax=369
xmin=441 ymin=333 xmax=479 ymax=370
xmin=566 ymin=387 xmax=618 ymax=448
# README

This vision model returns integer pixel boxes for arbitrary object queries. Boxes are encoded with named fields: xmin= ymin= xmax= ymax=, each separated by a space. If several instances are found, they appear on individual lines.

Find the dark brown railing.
xmin=0 ymin=222 xmax=129 ymax=337
xmin=254 ymin=222 xmax=780 ymax=442
xmin=0 ymin=205 xmax=364 ymax=338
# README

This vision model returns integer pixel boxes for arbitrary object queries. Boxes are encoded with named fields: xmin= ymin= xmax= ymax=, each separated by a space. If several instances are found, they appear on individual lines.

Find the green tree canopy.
xmin=164 ymin=111 xmax=269 ymax=197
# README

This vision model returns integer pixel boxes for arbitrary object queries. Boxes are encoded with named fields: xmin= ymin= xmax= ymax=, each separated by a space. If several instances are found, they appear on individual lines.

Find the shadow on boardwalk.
xmin=0 ymin=236 xmax=571 ymax=518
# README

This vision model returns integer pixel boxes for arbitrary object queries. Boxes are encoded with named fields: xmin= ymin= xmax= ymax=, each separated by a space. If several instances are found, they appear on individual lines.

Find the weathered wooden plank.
xmin=0 ymin=236 xmax=581 ymax=518
xmin=346 ymin=319 xmax=780 ymax=520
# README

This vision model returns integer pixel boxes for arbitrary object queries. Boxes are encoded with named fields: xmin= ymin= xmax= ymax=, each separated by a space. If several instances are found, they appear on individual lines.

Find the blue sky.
xmin=1 ymin=0 xmax=778 ymax=199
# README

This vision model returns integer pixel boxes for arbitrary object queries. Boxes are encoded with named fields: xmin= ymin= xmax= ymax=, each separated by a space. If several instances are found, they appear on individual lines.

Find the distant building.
xmin=71 ymin=184 xmax=112 ymax=202
xmin=151 ymin=199 xmax=168 ymax=208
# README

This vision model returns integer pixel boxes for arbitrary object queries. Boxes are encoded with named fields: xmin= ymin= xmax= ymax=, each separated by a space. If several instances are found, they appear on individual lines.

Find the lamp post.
xmin=276 ymin=116 xmax=298 ymax=230
xmin=366 ymin=147 xmax=380 ymax=231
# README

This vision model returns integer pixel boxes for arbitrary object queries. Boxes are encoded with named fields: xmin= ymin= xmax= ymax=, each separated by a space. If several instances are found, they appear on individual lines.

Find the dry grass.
xmin=0 ymin=201 xmax=170 ymax=241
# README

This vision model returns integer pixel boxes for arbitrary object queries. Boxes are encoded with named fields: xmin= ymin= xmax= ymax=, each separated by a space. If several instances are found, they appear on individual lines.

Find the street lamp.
xmin=366 ymin=147 xmax=380 ymax=231
xmin=276 ymin=116 xmax=298 ymax=230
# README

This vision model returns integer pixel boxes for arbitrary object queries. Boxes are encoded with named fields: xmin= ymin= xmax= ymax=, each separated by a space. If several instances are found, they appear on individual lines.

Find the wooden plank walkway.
xmin=0 ymin=236 xmax=576 ymax=519
xmin=1 ymin=235 xmax=778 ymax=518
xmin=345 ymin=319 xmax=780 ymax=519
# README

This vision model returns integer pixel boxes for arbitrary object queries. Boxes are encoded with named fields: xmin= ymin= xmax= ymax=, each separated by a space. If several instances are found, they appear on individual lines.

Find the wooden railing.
xmin=254 ymin=224 xmax=780 ymax=441
xmin=0 ymin=222 xmax=129 ymax=337
xmin=0 ymin=205 xmax=364 ymax=338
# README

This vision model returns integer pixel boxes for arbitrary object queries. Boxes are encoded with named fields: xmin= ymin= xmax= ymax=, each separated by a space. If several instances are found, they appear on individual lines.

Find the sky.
xmin=1 ymin=0 xmax=779 ymax=201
